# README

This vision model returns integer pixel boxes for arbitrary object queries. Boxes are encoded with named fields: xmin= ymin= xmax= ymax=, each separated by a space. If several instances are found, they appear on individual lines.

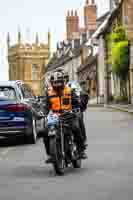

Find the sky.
xmin=0 ymin=0 xmax=109 ymax=81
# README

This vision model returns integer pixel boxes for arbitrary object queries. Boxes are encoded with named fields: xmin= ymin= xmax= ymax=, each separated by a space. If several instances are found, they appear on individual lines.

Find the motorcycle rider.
xmin=42 ymin=70 xmax=86 ymax=163
xmin=63 ymin=72 xmax=88 ymax=145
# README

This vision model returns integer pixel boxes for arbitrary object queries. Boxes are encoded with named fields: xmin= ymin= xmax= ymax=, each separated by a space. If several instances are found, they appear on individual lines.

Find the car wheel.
xmin=27 ymin=118 xmax=37 ymax=144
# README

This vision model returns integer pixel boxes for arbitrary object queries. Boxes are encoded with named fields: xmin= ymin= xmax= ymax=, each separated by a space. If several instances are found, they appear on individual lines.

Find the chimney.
xmin=66 ymin=9 xmax=79 ymax=40
xmin=84 ymin=0 xmax=97 ymax=33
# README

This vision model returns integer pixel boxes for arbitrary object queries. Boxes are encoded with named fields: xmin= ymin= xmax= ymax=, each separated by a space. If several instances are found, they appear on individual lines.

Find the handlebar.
xmin=38 ymin=108 xmax=80 ymax=119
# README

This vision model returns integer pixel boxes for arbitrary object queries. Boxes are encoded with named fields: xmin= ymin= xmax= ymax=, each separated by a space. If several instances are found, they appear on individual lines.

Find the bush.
xmin=111 ymin=26 xmax=127 ymax=43
xmin=114 ymin=95 xmax=128 ymax=103
xmin=112 ymin=40 xmax=129 ymax=80
xmin=110 ymin=25 xmax=129 ymax=98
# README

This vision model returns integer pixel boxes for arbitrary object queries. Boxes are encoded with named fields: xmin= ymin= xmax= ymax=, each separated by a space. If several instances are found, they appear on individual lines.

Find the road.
xmin=0 ymin=107 xmax=133 ymax=200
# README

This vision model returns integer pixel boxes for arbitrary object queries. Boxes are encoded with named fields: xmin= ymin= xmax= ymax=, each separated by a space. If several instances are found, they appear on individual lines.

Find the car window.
xmin=0 ymin=87 xmax=16 ymax=100
xmin=20 ymin=84 xmax=34 ymax=99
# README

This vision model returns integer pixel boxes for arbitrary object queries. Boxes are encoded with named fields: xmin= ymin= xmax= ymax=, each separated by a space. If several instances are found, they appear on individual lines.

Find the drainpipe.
xmin=103 ymin=35 xmax=109 ymax=105
xmin=96 ymin=56 xmax=99 ymax=104
xmin=128 ymin=41 xmax=131 ymax=104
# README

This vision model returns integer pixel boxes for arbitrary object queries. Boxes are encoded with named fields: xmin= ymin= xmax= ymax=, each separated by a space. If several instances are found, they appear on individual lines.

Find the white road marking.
xmin=1 ymin=148 xmax=12 ymax=155
xmin=0 ymin=147 xmax=14 ymax=159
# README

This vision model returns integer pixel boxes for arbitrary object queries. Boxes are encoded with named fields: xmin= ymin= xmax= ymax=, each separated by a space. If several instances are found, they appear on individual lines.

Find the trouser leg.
xmin=79 ymin=112 xmax=87 ymax=142
xmin=72 ymin=118 xmax=84 ymax=150
xmin=42 ymin=127 xmax=50 ymax=155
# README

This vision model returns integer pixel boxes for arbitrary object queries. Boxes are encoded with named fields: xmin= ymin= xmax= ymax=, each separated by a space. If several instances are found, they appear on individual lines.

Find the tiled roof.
xmin=46 ymin=46 xmax=81 ymax=73
xmin=77 ymin=54 xmax=97 ymax=73
xmin=95 ymin=0 xmax=124 ymax=38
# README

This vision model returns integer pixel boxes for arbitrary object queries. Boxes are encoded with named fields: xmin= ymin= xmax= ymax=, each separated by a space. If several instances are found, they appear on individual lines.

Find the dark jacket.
xmin=80 ymin=91 xmax=89 ymax=112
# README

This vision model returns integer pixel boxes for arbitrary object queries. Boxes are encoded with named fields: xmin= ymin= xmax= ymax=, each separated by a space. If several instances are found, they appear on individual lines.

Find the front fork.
xmin=60 ymin=122 xmax=65 ymax=159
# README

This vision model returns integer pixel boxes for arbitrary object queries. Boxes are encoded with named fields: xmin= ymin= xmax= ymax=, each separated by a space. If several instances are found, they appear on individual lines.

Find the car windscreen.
xmin=0 ymin=87 xmax=16 ymax=100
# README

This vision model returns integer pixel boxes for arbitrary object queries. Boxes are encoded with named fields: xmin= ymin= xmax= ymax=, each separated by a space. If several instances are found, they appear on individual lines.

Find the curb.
xmin=107 ymin=105 xmax=133 ymax=114
xmin=88 ymin=104 xmax=104 ymax=107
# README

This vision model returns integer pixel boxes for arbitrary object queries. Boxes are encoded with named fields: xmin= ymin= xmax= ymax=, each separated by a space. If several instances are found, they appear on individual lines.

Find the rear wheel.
xmin=49 ymin=137 xmax=65 ymax=175
xmin=71 ymin=145 xmax=82 ymax=168
xmin=27 ymin=119 xmax=37 ymax=144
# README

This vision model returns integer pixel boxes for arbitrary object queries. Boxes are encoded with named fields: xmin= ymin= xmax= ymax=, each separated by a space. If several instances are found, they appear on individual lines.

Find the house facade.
xmin=95 ymin=0 xmax=133 ymax=104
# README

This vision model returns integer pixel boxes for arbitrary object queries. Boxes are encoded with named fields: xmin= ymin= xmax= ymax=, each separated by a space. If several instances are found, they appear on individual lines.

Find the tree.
xmin=110 ymin=26 xmax=129 ymax=98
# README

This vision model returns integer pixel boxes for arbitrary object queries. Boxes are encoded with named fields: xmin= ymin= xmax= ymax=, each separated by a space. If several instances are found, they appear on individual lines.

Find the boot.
xmin=45 ymin=156 xmax=55 ymax=164
xmin=78 ymin=146 xmax=87 ymax=159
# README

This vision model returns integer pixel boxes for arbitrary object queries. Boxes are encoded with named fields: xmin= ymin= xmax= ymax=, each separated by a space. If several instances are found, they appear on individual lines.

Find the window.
xmin=32 ymin=64 xmax=38 ymax=80
xmin=0 ymin=87 xmax=16 ymax=100
xmin=21 ymin=84 xmax=33 ymax=98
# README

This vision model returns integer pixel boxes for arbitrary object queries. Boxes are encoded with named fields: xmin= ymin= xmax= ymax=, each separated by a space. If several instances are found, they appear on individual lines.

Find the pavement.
xmin=107 ymin=104 xmax=133 ymax=114
xmin=89 ymin=103 xmax=133 ymax=114
xmin=88 ymin=98 xmax=133 ymax=113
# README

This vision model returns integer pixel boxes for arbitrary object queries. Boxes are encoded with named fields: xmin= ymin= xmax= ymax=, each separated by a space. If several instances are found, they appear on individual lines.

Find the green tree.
xmin=110 ymin=26 xmax=129 ymax=98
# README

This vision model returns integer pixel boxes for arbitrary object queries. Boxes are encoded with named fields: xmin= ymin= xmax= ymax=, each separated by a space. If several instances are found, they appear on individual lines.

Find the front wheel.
xmin=49 ymin=137 xmax=65 ymax=175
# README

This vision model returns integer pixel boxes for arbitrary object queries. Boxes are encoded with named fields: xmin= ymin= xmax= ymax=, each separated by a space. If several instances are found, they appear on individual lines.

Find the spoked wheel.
xmin=49 ymin=137 xmax=65 ymax=176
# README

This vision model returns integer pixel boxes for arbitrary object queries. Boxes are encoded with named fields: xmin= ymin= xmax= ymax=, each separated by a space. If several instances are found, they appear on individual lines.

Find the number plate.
xmin=48 ymin=130 xmax=56 ymax=136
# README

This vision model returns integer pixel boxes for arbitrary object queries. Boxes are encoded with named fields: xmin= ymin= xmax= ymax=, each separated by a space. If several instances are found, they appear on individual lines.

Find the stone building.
xmin=94 ymin=0 xmax=133 ymax=104
xmin=45 ymin=0 xmax=97 ymax=88
xmin=45 ymin=40 xmax=82 ymax=84
xmin=7 ymin=31 xmax=51 ymax=96
xmin=77 ymin=54 xmax=97 ymax=99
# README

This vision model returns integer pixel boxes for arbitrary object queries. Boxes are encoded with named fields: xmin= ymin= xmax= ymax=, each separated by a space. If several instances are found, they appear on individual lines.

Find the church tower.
xmin=7 ymin=30 xmax=51 ymax=95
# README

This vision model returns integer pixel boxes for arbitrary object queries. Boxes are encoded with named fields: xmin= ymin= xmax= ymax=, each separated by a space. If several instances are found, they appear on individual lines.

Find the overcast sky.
xmin=0 ymin=0 xmax=109 ymax=81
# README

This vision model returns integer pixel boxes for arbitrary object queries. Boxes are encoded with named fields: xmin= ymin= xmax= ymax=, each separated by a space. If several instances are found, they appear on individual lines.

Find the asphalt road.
xmin=0 ymin=107 xmax=133 ymax=200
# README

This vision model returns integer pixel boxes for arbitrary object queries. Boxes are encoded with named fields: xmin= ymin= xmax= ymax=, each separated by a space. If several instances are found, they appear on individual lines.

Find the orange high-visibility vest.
xmin=48 ymin=85 xmax=72 ymax=113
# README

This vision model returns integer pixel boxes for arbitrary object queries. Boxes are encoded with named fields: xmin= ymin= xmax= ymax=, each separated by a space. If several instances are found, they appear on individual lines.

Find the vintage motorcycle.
xmin=45 ymin=110 xmax=82 ymax=175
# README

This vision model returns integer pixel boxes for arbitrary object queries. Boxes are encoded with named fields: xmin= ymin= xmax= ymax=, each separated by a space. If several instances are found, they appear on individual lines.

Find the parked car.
xmin=0 ymin=80 xmax=44 ymax=144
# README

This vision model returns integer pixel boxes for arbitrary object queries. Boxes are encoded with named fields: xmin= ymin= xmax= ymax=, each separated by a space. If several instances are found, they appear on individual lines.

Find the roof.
xmin=46 ymin=46 xmax=81 ymax=73
xmin=77 ymin=54 xmax=97 ymax=73
xmin=93 ymin=1 xmax=123 ymax=38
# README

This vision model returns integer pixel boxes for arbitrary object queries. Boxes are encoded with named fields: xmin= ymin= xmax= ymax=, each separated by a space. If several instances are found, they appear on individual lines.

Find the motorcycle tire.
xmin=49 ymin=137 xmax=65 ymax=176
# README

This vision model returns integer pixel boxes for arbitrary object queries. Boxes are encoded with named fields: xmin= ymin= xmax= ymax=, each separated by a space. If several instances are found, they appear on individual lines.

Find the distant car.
xmin=0 ymin=80 xmax=44 ymax=144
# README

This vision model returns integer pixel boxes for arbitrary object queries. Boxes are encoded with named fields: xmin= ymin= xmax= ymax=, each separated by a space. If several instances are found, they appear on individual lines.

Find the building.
xmin=45 ymin=40 xmax=82 ymax=84
xmin=45 ymin=0 xmax=97 ymax=87
xmin=77 ymin=53 xmax=97 ymax=99
xmin=93 ymin=0 xmax=133 ymax=104
xmin=7 ymin=30 xmax=51 ymax=96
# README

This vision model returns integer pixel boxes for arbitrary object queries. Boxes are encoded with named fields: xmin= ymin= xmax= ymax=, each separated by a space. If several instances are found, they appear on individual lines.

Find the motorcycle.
xmin=45 ymin=110 xmax=82 ymax=175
